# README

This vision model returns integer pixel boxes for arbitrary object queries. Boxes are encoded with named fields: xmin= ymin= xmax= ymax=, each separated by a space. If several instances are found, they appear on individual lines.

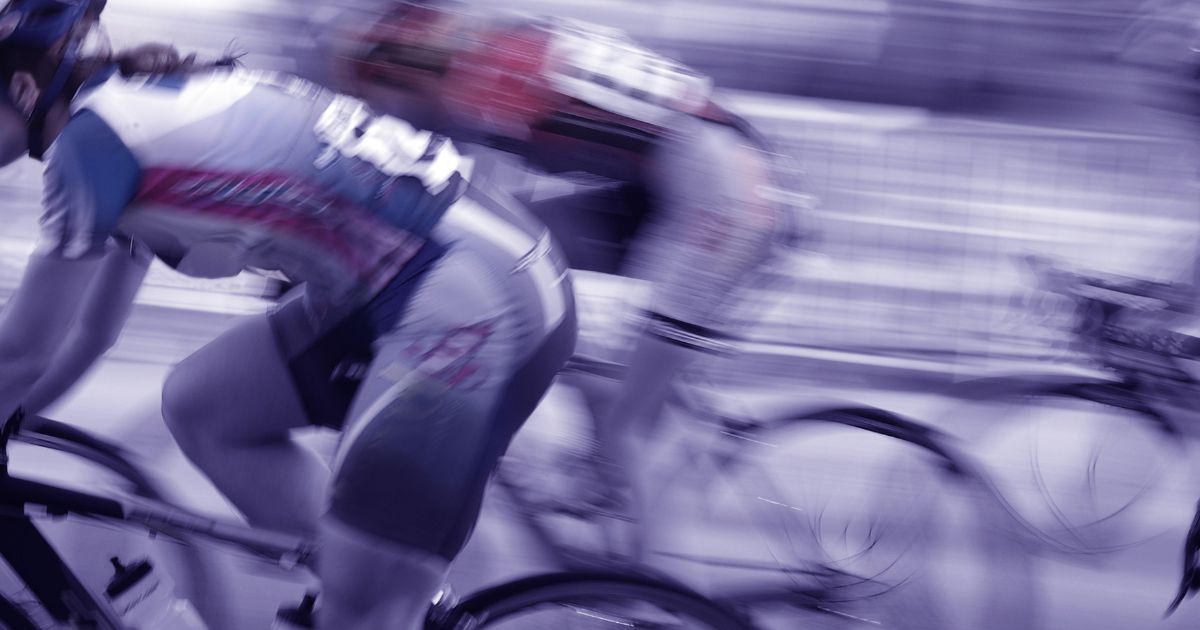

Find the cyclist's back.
xmin=53 ymin=67 xmax=469 ymax=314
xmin=329 ymin=4 xmax=800 ymax=324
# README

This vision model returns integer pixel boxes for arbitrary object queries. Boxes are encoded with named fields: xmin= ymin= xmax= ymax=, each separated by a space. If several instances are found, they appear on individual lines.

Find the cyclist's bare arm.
xmin=0 ymin=252 xmax=106 ymax=421
xmin=21 ymin=243 xmax=151 ymax=413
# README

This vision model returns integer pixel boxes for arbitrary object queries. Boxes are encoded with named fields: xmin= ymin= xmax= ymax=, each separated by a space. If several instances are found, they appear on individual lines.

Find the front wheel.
xmin=431 ymin=572 xmax=755 ymax=629
xmin=942 ymin=376 xmax=1196 ymax=555
xmin=654 ymin=406 xmax=1022 ymax=630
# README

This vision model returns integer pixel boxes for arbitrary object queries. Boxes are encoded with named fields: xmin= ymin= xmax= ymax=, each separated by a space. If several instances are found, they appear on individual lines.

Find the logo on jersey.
xmin=397 ymin=322 xmax=496 ymax=391
xmin=313 ymin=95 xmax=467 ymax=194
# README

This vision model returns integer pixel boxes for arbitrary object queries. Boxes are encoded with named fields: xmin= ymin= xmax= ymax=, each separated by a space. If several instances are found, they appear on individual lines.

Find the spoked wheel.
xmin=648 ymin=406 xmax=1027 ymax=630
xmin=943 ymin=377 xmax=1196 ymax=556
xmin=433 ymin=572 xmax=754 ymax=629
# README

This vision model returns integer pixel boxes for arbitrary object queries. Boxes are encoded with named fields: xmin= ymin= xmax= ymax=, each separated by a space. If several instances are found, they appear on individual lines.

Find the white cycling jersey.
xmin=42 ymin=67 xmax=476 ymax=317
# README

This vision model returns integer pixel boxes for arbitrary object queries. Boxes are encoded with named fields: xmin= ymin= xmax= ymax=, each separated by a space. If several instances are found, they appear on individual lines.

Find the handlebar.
xmin=1020 ymin=254 xmax=1190 ymax=312
xmin=1017 ymin=255 xmax=1200 ymax=363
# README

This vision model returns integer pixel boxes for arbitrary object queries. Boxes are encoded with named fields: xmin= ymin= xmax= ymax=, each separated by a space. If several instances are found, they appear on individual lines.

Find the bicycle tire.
xmin=12 ymin=416 xmax=234 ymax=629
xmin=17 ymin=416 xmax=162 ymax=497
xmin=432 ymin=571 xmax=754 ymax=630
xmin=943 ymin=375 xmax=1193 ymax=554
xmin=497 ymin=400 xmax=1020 ymax=629
xmin=667 ymin=405 xmax=1011 ymax=630
xmin=0 ymin=592 xmax=40 ymax=630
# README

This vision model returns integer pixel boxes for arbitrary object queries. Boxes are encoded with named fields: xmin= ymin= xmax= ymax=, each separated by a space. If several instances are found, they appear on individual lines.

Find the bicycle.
xmin=496 ymin=341 xmax=1039 ymax=628
xmin=941 ymin=254 xmax=1200 ymax=558
xmin=983 ymin=258 xmax=1200 ymax=619
xmin=0 ymin=408 xmax=754 ymax=629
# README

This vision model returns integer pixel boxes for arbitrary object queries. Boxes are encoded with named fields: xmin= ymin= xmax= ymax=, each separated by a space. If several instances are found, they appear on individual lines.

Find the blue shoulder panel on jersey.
xmin=47 ymin=110 xmax=142 ymax=255
xmin=141 ymin=73 xmax=191 ymax=92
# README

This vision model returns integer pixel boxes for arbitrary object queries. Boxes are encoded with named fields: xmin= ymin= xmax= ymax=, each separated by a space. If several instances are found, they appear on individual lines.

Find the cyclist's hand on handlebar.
xmin=117 ymin=43 xmax=194 ymax=76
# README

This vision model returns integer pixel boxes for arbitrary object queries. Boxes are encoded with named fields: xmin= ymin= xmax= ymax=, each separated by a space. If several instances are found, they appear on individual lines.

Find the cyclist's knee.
xmin=329 ymin=381 xmax=497 ymax=561
xmin=317 ymin=513 xmax=448 ymax=628
xmin=161 ymin=358 xmax=250 ymax=452
xmin=161 ymin=361 xmax=207 ymax=446
xmin=162 ymin=316 xmax=300 ymax=449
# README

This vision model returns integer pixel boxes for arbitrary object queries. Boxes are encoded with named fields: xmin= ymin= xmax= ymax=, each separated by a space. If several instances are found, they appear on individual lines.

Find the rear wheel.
xmin=499 ymin=401 xmax=1023 ymax=629
xmin=649 ymin=407 xmax=1022 ymax=630
xmin=943 ymin=379 xmax=1196 ymax=555
xmin=436 ymin=572 xmax=753 ymax=629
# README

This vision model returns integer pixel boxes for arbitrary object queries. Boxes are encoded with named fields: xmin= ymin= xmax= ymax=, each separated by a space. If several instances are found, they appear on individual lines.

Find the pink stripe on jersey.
xmin=136 ymin=167 xmax=423 ymax=289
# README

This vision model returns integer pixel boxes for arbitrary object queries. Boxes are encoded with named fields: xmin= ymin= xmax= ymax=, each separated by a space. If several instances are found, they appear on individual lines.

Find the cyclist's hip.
xmin=268 ymin=186 xmax=575 ymax=428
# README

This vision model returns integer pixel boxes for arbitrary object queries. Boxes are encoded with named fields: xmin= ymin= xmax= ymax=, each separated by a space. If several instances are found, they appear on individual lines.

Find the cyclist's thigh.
xmin=163 ymin=308 xmax=309 ymax=441
xmin=327 ymin=244 xmax=527 ymax=560
xmin=630 ymin=120 xmax=779 ymax=330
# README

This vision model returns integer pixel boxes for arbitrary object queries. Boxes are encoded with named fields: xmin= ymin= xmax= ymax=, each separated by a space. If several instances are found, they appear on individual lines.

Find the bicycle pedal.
xmin=274 ymin=592 xmax=317 ymax=629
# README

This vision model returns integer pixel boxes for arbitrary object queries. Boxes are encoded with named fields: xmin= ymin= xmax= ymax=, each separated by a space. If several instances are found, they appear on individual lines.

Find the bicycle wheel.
xmin=944 ymin=376 xmax=1197 ymax=555
xmin=649 ymin=406 xmax=1025 ymax=630
xmin=434 ymin=572 xmax=754 ymax=629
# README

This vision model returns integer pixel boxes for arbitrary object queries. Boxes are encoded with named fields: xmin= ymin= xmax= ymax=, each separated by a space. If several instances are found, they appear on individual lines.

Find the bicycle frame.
xmin=500 ymin=352 xmax=985 ymax=618
xmin=0 ymin=408 xmax=744 ymax=630
xmin=0 ymin=409 xmax=313 ymax=629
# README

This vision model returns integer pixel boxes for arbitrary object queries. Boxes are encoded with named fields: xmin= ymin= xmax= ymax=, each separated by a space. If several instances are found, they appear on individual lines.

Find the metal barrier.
xmin=735 ymin=97 xmax=1199 ymax=363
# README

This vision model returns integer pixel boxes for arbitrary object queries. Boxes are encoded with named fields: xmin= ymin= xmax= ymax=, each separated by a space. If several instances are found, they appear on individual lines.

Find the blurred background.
xmin=3 ymin=1 xmax=1200 ymax=628
xmin=4 ymin=0 xmax=1198 ymax=376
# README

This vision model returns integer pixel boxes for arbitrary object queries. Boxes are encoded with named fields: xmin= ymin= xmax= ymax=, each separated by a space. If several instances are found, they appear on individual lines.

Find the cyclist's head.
xmin=0 ymin=0 xmax=108 ymax=165
xmin=341 ymin=1 xmax=476 ymax=128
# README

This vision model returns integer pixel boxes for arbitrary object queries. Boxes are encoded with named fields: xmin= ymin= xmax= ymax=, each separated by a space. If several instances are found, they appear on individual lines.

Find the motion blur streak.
xmin=1 ymin=1 xmax=1199 ymax=629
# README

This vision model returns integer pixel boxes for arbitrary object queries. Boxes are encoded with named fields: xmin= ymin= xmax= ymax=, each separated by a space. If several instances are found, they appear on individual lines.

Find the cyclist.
xmin=0 ymin=1 xmax=575 ymax=628
xmin=321 ymin=1 xmax=804 ymax=553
